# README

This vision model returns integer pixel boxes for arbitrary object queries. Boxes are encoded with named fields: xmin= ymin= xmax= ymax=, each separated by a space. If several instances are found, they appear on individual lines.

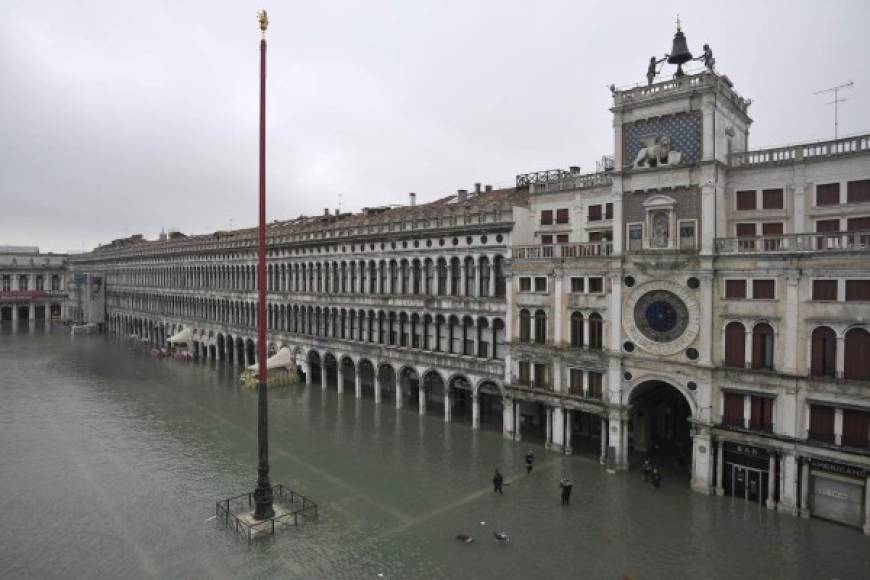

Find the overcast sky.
xmin=1 ymin=0 xmax=868 ymax=254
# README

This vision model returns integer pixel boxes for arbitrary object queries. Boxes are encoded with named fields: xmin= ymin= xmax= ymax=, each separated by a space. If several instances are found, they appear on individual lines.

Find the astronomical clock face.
xmin=623 ymin=281 xmax=700 ymax=356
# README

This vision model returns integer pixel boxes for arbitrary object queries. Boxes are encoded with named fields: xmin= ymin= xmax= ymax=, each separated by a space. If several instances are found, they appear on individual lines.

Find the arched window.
xmin=534 ymin=310 xmax=547 ymax=344
xmin=494 ymin=256 xmax=506 ymax=298
xmin=725 ymin=321 xmax=746 ymax=368
xmin=752 ymin=323 xmax=774 ymax=370
xmin=570 ymin=312 xmax=584 ymax=347
xmin=811 ymin=326 xmax=837 ymax=377
xmin=519 ymin=309 xmax=531 ymax=343
xmin=479 ymin=257 xmax=491 ymax=297
xmin=437 ymin=259 xmax=448 ymax=295
xmin=465 ymin=258 xmax=476 ymax=297
xmin=844 ymin=328 xmax=870 ymax=380
xmin=588 ymin=313 xmax=603 ymax=350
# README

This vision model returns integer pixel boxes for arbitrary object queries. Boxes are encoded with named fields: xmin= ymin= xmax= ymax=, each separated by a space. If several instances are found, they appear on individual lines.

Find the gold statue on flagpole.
xmin=258 ymin=10 xmax=269 ymax=36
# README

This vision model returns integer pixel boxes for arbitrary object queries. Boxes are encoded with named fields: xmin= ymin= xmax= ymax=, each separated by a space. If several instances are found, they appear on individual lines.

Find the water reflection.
xmin=0 ymin=324 xmax=868 ymax=579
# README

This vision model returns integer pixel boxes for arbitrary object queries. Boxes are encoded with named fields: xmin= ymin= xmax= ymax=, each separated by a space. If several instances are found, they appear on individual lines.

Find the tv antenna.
xmin=338 ymin=193 xmax=342 ymax=213
xmin=814 ymin=80 xmax=853 ymax=139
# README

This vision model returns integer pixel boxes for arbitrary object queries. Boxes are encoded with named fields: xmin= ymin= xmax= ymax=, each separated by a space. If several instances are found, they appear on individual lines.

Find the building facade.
xmin=54 ymin=40 xmax=870 ymax=532
xmin=0 ymin=246 xmax=68 ymax=322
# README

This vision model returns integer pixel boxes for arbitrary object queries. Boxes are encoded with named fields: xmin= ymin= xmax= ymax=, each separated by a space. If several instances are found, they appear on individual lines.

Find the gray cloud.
xmin=1 ymin=0 xmax=868 ymax=253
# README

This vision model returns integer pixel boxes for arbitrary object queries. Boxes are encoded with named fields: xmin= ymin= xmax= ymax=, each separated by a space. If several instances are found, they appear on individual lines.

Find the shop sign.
xmin=724 ymin=442 xmax=769 ymax=459
xmin=0 ymin=290 xmax=47 ymax=302
xmin=812 ymin=459 xmax=867 ymax=479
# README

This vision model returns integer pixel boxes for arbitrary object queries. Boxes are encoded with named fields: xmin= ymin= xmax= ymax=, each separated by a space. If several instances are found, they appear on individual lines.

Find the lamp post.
xmin=253 ymin=8 xmax=274 ymax=521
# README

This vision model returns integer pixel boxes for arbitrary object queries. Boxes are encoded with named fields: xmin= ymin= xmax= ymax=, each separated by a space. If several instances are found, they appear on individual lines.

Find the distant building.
xmin=52 ymin=29 xmax=870 ymax=532
xmin=0 ymin=247 xmax=68 ymax=322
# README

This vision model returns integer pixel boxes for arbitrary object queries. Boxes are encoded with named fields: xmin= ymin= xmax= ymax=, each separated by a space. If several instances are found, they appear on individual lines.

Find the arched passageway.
xmin=358 ymin=360 xmax=376 ymax=399
xmin=340 ymin=357 xmax=356 ymax=393
xmin=629 ymin=380 xmax=693 ymax=476
xmin=423 ymin=371 xmax=446 ymax=418
xmin=307 ymin=351 xmax=322 ymax=385
xmin=323 ymin=354 xmax=338 ymax=389
xmin=477 ymin=382 xmax=503 ymax=432
xmin=377 ymin=364 xmax=396 ymax=403
xmin=399 ymin=367 xmax=420 ymax=409
xmin=245 ymin=339 xmax=256 ymax=367
xmin=449 ymin=375 xmax=473 ymax=424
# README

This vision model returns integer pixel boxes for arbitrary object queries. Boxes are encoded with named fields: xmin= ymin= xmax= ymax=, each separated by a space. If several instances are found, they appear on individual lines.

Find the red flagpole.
xmin=253 ymin=10 xmax=274 ymax=521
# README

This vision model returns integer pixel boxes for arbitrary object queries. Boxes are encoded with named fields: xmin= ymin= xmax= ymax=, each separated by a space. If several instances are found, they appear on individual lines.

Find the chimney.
xmin=474 ymin=182 xmax=481 ymax=194
xmin=457 ymin=189 xmax=468 ymax=202
xmin=324 ymin=208 xmax=330 ymax=216
xmin=409 ymin=192 xmax=416 ymax=207
xmin=485 ymin=184 xmax=493 ymax=192
xmin=569 ymin=166 xmax=581 ymax=173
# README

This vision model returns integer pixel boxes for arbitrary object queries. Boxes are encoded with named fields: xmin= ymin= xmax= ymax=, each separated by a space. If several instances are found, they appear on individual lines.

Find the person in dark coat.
xmin=643 ymin=458 xmax=652 ymax=482
xmin=560 ymin=478 xmax=573 ymax=505
xmin=525 ymin=450 xmax=535 ymax=474
xmin=651 ymin=468 xmax=662 ymax=489
xmin=493 ymin=469 xmax=504 ymax=495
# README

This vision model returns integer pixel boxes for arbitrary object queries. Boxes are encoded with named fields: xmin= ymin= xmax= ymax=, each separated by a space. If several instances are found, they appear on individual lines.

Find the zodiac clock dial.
xmin=633 ymin=290 xmax=689 ymax=343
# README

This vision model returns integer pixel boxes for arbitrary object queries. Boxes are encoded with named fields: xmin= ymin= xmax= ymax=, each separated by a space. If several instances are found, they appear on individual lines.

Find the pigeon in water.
xmin=493 ymin=531 xmax=509 ymax=542
xmin=455 ymin=534 xmax=475 ymax=543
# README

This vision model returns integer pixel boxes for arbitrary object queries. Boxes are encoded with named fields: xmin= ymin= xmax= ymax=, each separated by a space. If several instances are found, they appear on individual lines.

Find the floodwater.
xmin=1 ymin=323 xmax=868 ymax=580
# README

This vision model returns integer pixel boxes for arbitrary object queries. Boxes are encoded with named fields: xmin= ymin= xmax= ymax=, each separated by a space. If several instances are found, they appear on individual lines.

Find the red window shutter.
xmin=810 ymin=406 xmax=836 ymax=440
xmin=847 ymin=179 xmax=870 ymax=204
xmin=556 ymin=208 xmax=569 ymax=224
xmin=724 ymin=393 xmax=744 ymax=426
xmin=843 ymin=410 xmax=869 ymax=448
xmin=812 ymin=280 xmax=838 ymax=301
xmin=762 ymin=222 xmax=783 ymax=236
xmin=752 ymin=324 xmax=774 ymax=369
xmin=736 ymin=223 xmax=756 ymax=237
xmin=725 ymin=322 xmax=745 ymax=368
xmin=556 ymin=234 xmax=569 ymax=244
xmin=736 ymin=190 xmax=756 ymax=210
xmin=816 ymin=183 xmax=840 ymax=206
xmin=605 ymin=203 xmax=613 ymax=220
xmin=844 ymin=328 xmax=870 ymax=380
xmin=816 ymin=219 xmax=840 ymax=233
xmin=847 ymin=217 xmax=870 ymax=231
xmin=762 ymin=188 xmax=784 ymax=209
xmin=725 ymin=279 xmax=746 ymax=298
xmin=811 ymin=326 xmax=836 ymax=377
xmin=541 ymin=235 xmax=553 ymax=245
xmin=752 ymin=279 xmax=775 ymax=299
xmin=589 ymin=231 xmax=602 ymax=242
xmin=845 ymin=280 xmax=870 ymax=301
xmin=541 ymin=210 xmax=553 ymax=225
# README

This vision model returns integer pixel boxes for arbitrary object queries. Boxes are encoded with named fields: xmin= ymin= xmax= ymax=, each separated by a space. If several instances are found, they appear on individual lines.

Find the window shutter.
xmin=843 ymin=410 xmax=869 ymax=448
xmin=846 ymin=216 xmax=870 ymax=231
xmin=816 ymin=183 xmax=840 ymax=206
xmin=762 ymin=222 xmax=783 ymax=236
xmin=845 ymin=280 xmax=870 ymax=301
xmin=752 ymin=279 xmax=775 ymax=299
xmin=588 ymin=205 xmax=602 ymax=221
xmin=736 ymin=190 xmax=756 ymax=210
xmin=725 ymin=322 xmax=745 ymax=368
xmin=810 ymin=406 xmax=835 ymax=440
xmin=762 ymin=188 xmax=784 ymax=209
xmin=736 ymin=223 xmax=756 ymax=237
xmin=724 ymin=393 xmax=744 ymax=425
xmin=844 ymin=329 xmax=870 ymax=380
xmin=847 ymin=179 xmax=870 ymax=204
xmin=812 ymin=280 xmax=837 ymax=301
xmin=815 ymin=219 xmax=840 ymax=233
xmin=725 ymin=279 xmax=746 ymax=298
xmin=556 ymin=208 xmax=569 ymax=224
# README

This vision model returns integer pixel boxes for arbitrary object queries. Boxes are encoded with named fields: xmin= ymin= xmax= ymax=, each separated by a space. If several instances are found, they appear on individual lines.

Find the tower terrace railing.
xmin=730 ymin=133 xmax=870 ymax=169
xmin=715 ymin=231 xmax=870 ymax=254
xmin=512 ymin=242 xmax=613 ymax=260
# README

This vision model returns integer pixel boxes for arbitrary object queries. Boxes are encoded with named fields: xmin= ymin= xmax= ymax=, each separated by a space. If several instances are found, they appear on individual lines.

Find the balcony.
xmin=730 ymin=133 xmax=870 ymax=169
xmin=715 ymin=230 xmax=870 ymax=255
xmin=512 ymin=242 xmax=613 ymax=260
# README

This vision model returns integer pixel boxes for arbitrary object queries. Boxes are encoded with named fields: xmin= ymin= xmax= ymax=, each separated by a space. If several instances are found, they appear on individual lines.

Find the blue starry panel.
xmin=623 ymin=112 xmax=701 ymax=167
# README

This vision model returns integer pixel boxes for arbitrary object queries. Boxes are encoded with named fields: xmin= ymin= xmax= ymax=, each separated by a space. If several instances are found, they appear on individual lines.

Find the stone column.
xmin=701 ymin=180 xmax=716 ymax=255
xmin=355 ymin=367 xmax=362 ymax=399
xmin=502 ymin=397 xmax=514 ymax=439
xmin=834 ymin=408 xmax=844 ymax=446
xmin=793 ymin=183 xmax=807 ymax=234
xmin=564 ymin=409 xmax=573 ymax=454
xmin=374 ymin=370 xmax=382 ymax=404
xmin=743 ymin=395 xmax=751 ymax=429
xmin=715 ymin=439 xmax=725 ymax=495
xmin=777 ymin=452 xmax=799 ymax=516
xmin=418 ymin=385 xmax=426 ymax=416
xmin=444 ymin=389 xmax=452 ymax=423
xmin=471 ymin=395 xmax=480 ymax=429
xmin=488 ymin=256 xmax=496 ymax=297
xmin=553 ymin=268 xmax=563 ymax=345
xmin=699 ymin=275 xmax=714 ymax=364
xmin=766 ymin=454 xmax=777 ymax=509
xmin=514 ymin=399 xmax=522 ymax=442
xmin=836 ymin=335 xmax=846 ymax=378
xmin=744 ymin=327 xmax=753 ymax=369
xmin=29 ymin=302 xmax=35 ymax=320
xmin=550 ymin=406 xmax=564 ymax=452
xmin=607 ymin=410 xmax=629 ymax=469
xmin=459 ymin=261 xmax=467 ymax=297
xmin=11 ymin=304 xmax=17 ymax=321
xmin=544 ymin=406 xmax=552 ymax=449
xmin=599 ymin=416 xmax=608 ymax=464
xmin=321 ymin=364 xmax=328 ymax=390
xmin=446 ymin=263 xmax=454 ymax=296
xmin=864 ymin=475 xmax=870 ymax=534
xmin=337 ymin=367 xmax=344 ymax=394
xmin=782 ymin=275 xmax=799 ymax=374
xmin=800 ymin=459 xmax=810 ymax=518
xmin=691 ymin=427 xmax=714 ymax=495
xmin=395 ymin=381 xmax=403 ymax=409
xmin=582 ymin=317 xmax=590 ymax=349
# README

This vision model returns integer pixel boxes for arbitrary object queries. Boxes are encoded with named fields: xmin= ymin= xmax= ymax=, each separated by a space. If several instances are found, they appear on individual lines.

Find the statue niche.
xmin=633 ymin=135 xmax=683 ymax=169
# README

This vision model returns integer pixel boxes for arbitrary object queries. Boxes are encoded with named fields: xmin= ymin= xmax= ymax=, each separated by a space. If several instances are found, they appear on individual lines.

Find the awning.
xmin=168 ymin=327 xmax=193 ymax=345
xmin=248 ymin=346 xmax=293 ymax=371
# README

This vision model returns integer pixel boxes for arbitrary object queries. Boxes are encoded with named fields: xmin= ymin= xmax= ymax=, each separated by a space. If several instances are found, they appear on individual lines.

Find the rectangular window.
xmin=843 ymin=410 xmax=870 ymax=449
xmin=570 ymin=277 xmax=585 ymax=293
xmin=723 ymin=392 xmax=744 ymax=427
xmin=816 ymin=219 xmax=840 ymax=233
xmin=588 ymin=277 xmax=603 ymax=293
xmin=556 ymin=208 xmax=569 ymax=224
xmin=847 ymin=216 xmax=870 ymax=231
xmin=628 ymin=224 xmax=643 ymax=251
xmin=519 ymin=277 xmax=531 ymax=292
xmin=556 ymin=234 xmax=569 ymax=244
xmin=541 ymin=234 xmax=553 ymax=245
xmin=569 ymin=368 xmax=583 ymax=394
xmin=809 ymin=405 xmax=836 ymax=443
xmin=845 ymin=280 xmax=870 ymax=301
xmin=762 ymin=188 xmax=784 ymax=210
xmin=847 ymin=179 xmax=870 ymax=204
xmin=752 ymin=279 xmax=775 ymax=299
xmin=518 ymin=361 xmax=530 ymax=384
xmin=816 ymin=183 xmax=840 ymax=206
xmin=736 ymin=223 xmax=756 ymax=237
xmin=1 ymin=275 xmax=9 ymax=292
xmin=588 ymin=205 xmax=602 ymax=221
xmin=540 ymin=210 xmax=553 ymax=225
xmin=812 ymin=279 xmax=838 ymax=301
xmin=534 ymin=277 xmax=547 ymax=292
xmin=533 ymin=363 xmax=549 ymax=388
xmin=725 ymin=279 xmax=746 ymax=299
xmin=587 ymin=372 xmax=603 ymax=399
xmin=736 ymin=190 xmax=756 ymax=210
xmin=679 ymin=221 xmax=696 ymax=250
xmin=35 ymin=276 xmax=44 ymax=291
xmin=762 ymin=222 xmax=783 ymax=236
xmin=749 ymin=396 xmax=774 ymax=432
xmin=605 ymin=203 xmax=613 ymax=220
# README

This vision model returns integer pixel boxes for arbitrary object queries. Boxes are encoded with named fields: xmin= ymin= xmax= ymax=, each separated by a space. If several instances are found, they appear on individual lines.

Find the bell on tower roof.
xmin=667 ymin=16 xmax=693 ymax=78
